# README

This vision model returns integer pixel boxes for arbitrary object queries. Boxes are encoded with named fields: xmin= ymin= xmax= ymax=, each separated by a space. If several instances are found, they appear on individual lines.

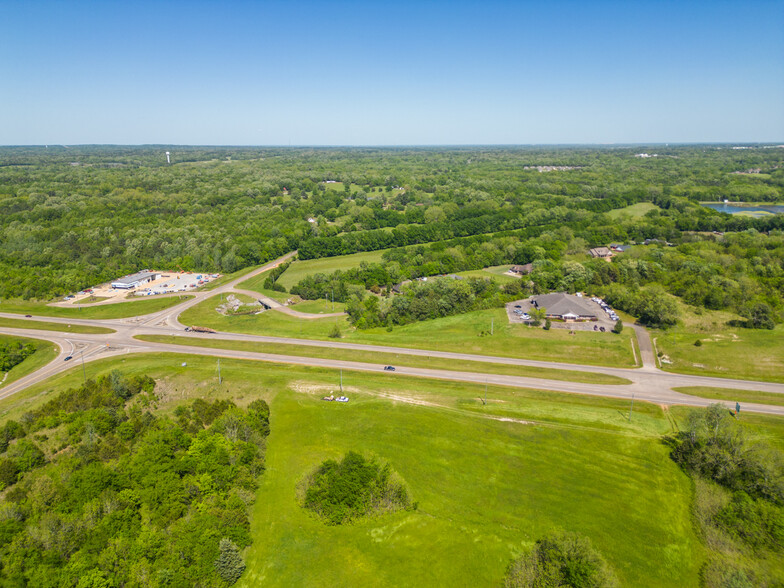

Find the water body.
xmin=702 ymin=202 xmax=784 ymax=216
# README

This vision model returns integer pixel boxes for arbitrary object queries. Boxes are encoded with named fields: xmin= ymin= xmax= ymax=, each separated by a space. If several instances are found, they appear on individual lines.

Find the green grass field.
xmin=455 ymin=265 xmax=521 ymax=284
xmin=277 ymin=250 xmax=388 ymax=291
xmin=236 ymin=269 xmax=291 ymax=302
xmin=0 ymin=316 xmax=115 ymax=334
xmin=607 ymin=202 xmax=659 ymax=219
xmin=0 ymin=334 xmax=58 ymax=390
xmin=673 ymin=386 xmax=784 ymax=408
xmin=179 ymin=298 xmax=639 ymax=367
xmin=0 ymin=295 xmax=194 ymax=320
xmin=655 ymin=309 xmax=784 ymax=382
xmin=135 ymin=334 xmax=631 ymax=385
xmin=0 ymin=352 xmax=708 ymax=586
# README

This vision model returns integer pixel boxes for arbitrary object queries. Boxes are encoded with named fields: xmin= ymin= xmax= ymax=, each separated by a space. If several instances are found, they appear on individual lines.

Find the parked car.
xmin=64 ymin=356 xmax=73 ymax=361
xmin=384 ymin=365 xmax=396 ymax=371
xmin=514 ymin=305 xmax=522 ymax=308
xmin=336 ymin=396 xmax=349 ymax=403
xmin=521 ymin=313 xmax=531 ymax=320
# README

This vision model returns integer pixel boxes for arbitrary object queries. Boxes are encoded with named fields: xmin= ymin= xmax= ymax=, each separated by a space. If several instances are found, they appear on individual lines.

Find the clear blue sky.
xmin=1 ymin=0 xmax=782 ymax=144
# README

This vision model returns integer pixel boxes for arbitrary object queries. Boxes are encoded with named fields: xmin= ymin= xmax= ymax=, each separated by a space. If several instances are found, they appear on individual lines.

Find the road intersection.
xmin=1 ymin=253 xmax=782 ymax=416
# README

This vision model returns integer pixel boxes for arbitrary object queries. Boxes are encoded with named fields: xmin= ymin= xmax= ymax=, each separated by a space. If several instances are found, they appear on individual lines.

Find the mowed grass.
xmin=276 ymin=250 xmax=388 ymax=291
xmin=236 ymin=269 xmax=291 ymax=302
xmin=673 ymin=387 xmax=784 ymax=408
xmin=0 ymin=334 xmax=58 ymax=390
xmin=455 ymin=265 xmax=521 ymax=284
xmin=287 ymin=299 xmax=347 ymax=314
xmin=0 ymin=295 xmax=194 ymax=319
xmin=0 ymin=317 xmax=114 ymax=335
xmin=179 ymin=299 xmax=638 ymax=367
xmin=0 ymin=353 xmax=705 ymax=586
xmin=655 ymin=307 xmax=784 ymax=382
xmin=135 ymin=334 xmax=631 ymax=385
xmin=607 ymin=202 xmax=659 ymax=219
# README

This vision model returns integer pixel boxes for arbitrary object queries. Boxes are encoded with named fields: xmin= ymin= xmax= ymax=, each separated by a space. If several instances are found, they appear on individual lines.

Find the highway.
xmin=1 ymin=252 xmax=783 ymax=416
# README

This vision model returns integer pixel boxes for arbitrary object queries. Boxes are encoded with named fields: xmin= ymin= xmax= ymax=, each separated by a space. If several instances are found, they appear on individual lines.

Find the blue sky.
xmin=1 ymin=0 xmax=782 ymax=144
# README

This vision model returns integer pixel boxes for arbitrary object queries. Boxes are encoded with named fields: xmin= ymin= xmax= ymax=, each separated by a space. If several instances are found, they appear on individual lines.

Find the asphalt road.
xmin=1 ymin=252 xmax=782 ymax=415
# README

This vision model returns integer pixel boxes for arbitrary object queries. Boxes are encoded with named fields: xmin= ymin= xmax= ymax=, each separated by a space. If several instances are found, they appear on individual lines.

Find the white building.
xmin=111 ymin=271 xmax=160 ymax=289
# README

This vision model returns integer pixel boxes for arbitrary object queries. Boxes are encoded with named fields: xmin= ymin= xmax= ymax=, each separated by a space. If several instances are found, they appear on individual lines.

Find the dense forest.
xmin=1 ymin=145 xmax=783 ymax=300
xmin=0 ymin=371 xmax=270 ymax=586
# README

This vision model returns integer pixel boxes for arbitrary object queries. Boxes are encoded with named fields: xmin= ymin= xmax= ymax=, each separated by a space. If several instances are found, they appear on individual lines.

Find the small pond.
xmin=701 ymin=202 xmax=784 ymax=216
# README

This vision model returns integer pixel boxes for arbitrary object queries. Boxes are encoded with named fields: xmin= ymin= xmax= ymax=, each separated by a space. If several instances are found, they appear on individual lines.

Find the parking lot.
xmin=63 ymin=271 xmax=221 ymax=305
xmin=506 ymin=295 xmax=619 ymax=331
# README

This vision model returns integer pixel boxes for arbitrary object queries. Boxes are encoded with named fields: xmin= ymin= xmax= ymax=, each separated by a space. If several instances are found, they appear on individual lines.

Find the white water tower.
xmin=165 ymin=151 xmax=171 ymax=164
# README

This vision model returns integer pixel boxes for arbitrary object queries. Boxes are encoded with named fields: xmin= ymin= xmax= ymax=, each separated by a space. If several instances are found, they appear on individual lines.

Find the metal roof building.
xmin=111 ymin=271 xmax=160 ymax=289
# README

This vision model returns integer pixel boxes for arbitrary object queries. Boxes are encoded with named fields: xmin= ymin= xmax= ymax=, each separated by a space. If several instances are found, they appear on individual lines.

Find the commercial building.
xmin=111 ymin=271 xmax=160 ymax=289
xmin=531 ymin=292 xmax=599 ymax=322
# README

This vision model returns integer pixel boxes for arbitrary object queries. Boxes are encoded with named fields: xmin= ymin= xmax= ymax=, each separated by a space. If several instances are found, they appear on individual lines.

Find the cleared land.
xmin=0 ymin=353 xmax=707 ymax=586
xmin=655 ymin=306 xmax=784 ymax=382
xmin=179 ymin=299 xmax=639 ymax=367
xmin=0 ymin=295 xmax=194 ymax=319
xmin=607 ymin=202 xmax=659 ymax=219
xmin=0 ymin=317 xmax=115 ymax=335
xmin=276 ymin=250 xmax=388 ymax=291
xmin=0 ymin=334 xmax=58 ymax=390
xmin=135 ymin=334 xmax=631 ymax=385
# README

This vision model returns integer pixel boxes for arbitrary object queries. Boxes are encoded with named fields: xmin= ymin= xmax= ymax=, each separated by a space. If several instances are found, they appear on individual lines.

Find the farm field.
xmin=0 ymin=334 xmax=58 ymax=390
xmin=179 ymin=298 xmax=639 ymax=367
xmin=0 ymin=353 xmax=707 ymax=586
xmin=0 ymin=316 xmax=114 ymax=334
xmin=135 ymin=334 xmax=631 ymax=385
xmin=276 ymin=250 xmax=388 ymax=291
xmin=0 ymin=295 xmax=194 ymax=320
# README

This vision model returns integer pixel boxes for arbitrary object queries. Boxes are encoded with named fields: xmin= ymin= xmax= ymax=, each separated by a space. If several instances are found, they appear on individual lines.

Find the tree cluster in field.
xmin=302 ymin=451 xmax=413 ymax=525
xmin=290 ymin=224 xmax=784 ymax=328
xmin=262 ymin=260 xmax=291 ymax=292
xmin=0 ymin=339 xmax=37 ymax=373
xmin=347 ymin=276 xmax=510 ymax=328
xmin=504 ymin=531 xmax=618 ymax=588
xmin=0 ymin=371 xmax=271 ymax=587
xmin=669 ymin=405 xmax=784 ymax=585
xmin=2 ymin=145 xmax=783 ymax=300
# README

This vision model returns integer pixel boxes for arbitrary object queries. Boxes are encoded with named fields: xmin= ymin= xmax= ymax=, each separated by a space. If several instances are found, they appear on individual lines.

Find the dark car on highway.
xmin=383 ymin=365 xmax=395 ymax=371
xmin=64 ymin=356 xmax=73 ymax=361
xmin=25 ymin=314 xmax=32 ymax=318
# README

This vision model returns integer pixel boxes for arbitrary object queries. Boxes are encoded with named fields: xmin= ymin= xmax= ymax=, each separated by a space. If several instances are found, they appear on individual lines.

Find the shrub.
xmin=302 ymin=451 xmax=411 ymax=525
xmin=504 ymin=531 xmax=618 ymax=587
xmin=694 ymin=339 xmax=702 ymax=347
xmin=214 ymin=538 xmax=246 ymax=584
xmin=328 ymin=323 xmax=342 ymax=339
xmin=544 ymin=319 xmax=552 ymax=330
xmin=612 ymin=320 xmax=623 ymax=334
xmin=714 ymin=491 xmax=784 ymax=550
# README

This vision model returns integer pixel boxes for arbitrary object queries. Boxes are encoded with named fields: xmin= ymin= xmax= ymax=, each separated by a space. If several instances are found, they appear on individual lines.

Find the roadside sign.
xmin=736 ymin=402 xmax=740 ymax=414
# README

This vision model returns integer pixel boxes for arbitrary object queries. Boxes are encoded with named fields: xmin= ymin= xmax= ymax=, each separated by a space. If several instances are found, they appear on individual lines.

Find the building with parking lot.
xmin=111 ymin=271 xmax=160 ymax=289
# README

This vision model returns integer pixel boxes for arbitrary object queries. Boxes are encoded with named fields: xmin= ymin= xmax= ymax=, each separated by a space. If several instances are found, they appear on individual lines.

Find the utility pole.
xmin=217 ymin=359 xmax=222 ymax=385
xmin=491 ymin=317 xmax=494 ymax=335
xmin=340 ymin=369 xmax=343 ymax=394
xmin=331 ymin=288 xmax=334 ymax=311
xmin=628 ymin=392 xmax=635 ymax=422
xmin=81 ymin=348 xmax=87 ymax=384
xmin=483 ymin=378 xmax=488 ymax=405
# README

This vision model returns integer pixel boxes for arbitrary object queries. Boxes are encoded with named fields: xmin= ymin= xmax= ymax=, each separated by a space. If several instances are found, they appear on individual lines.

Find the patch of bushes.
xmin=504 ymin=531 xmax=618 ymax=587
xmin=263 ymin=261 xmax=291 ymax=292
xmin=302 ymin=451 xmax=412 ymax=525
xmin=0 ymin=340 xmax=36 ymax=373
xmin=669 ymin=404 xmax=784 ymax=503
